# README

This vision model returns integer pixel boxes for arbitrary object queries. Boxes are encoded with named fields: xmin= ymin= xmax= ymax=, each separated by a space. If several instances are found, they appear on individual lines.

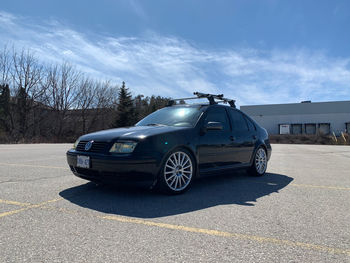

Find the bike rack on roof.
xmin=167 ymin=92 xmax=236 ymax=108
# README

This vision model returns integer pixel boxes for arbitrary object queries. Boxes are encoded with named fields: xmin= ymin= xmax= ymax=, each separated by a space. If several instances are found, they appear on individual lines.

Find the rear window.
xmin=244 ymin=116 xmax=256 ymax=131
xmin=228 ymin=109 xmax=249 ymax=132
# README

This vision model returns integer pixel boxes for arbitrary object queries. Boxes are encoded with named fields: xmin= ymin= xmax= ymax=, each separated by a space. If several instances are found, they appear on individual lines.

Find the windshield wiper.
xmin=146 ymin=123 xmax=168 ymax=126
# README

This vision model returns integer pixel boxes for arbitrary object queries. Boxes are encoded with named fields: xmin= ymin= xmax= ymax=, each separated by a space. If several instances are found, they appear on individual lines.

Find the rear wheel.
xmin=158 ymin=149 xmax=195 ymax=194
xmin=248 ymin=147 xmax=267 ymax=176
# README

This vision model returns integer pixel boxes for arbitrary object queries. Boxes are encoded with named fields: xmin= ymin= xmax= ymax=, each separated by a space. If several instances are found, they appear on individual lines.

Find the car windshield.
xmin=136 ymin=106 xmax=203 ymax=127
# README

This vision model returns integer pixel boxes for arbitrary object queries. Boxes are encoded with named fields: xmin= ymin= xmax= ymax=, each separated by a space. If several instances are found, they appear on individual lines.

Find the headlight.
xmin=72 ymin=138 xmax=80 ymax=150
xmin=109 ymin=141 xmax=138 ymax=153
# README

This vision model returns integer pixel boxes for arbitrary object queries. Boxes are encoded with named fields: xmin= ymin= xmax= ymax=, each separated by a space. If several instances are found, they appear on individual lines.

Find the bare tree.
xmin=1 ymin=44 xmax=174 ymax=143
xmin=12 ymin=48 xmax=44 ymax=100
xmin=46 ymin=62 xmax=80 ymax=141
xmin=0 ymin=45 xmax=12 ymax=86
xmin=76 ymin=77 xmax=97 ymax=134
xmin=10 ymin=48 xmax=46 ymax=140
xmin=94 ymin=81 xmax=118 ymax=109
xmin=0 ymin=46 xmax=14 ymax=137
xmin=86 ymin=81 xmax=119 ymax=131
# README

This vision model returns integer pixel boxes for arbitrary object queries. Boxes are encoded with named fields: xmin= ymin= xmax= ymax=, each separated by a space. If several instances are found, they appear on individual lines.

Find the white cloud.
xmin=0 ymin=11 xmax=350 ymax=106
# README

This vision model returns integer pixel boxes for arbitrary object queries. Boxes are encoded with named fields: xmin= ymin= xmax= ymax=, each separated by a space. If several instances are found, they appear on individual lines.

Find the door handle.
xmin=230 ymin=136 xmax=235 ymax=141
xmin=252 ymin=135 xmax=257 ymax=140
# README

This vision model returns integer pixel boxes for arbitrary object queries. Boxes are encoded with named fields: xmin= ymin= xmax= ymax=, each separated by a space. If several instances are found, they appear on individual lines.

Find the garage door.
xmin=319 ymin=123 xmax=330 ymax=135
xmin=305 ymin=124 xmax=316 ymax=135
xmin=291 ymin=124 xmax=302 ymax=134
xmin=279 ymin=124 xmax=290 ymax=134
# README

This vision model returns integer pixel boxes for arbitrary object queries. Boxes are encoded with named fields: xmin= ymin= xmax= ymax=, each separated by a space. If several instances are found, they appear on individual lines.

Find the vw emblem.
xmin=85 ymin=140 xmax=94 ymax=151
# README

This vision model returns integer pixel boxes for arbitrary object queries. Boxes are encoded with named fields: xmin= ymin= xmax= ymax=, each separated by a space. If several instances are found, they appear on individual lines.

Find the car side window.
xmin=204 ymin=107 xmax=230 ymax=131
xmin=244 ymin=116 xmax=256 ymax=131
xmin=229 ymin=109 xmax=249 ymax=132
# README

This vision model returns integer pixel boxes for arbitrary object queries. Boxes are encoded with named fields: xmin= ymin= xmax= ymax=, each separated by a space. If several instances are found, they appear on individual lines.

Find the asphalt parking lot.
xmin=0 ymin=144 xmax=349 ymax=262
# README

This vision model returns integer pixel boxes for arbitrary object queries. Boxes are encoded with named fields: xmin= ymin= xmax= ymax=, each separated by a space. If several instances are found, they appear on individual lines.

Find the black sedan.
xmin=66 ymin=98 xmax=271 ymax=194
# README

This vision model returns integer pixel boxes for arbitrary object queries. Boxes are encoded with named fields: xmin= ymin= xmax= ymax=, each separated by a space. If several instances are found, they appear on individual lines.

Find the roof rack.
xmin=167 ymin=92 xmax=236 ymax=108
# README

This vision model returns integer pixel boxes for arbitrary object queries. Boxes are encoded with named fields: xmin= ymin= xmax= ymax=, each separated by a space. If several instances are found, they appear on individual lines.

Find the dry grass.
xmin=269 ymin=134 xmax=350 ymax=145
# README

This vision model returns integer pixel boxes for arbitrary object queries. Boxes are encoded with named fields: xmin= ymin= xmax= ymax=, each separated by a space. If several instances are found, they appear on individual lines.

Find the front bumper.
xmin=66 ymin=150 xmax=158 ymax=186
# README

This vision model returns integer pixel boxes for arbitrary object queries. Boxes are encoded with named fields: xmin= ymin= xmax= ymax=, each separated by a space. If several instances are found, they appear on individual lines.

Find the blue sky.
xmin=1 ymin=0 xmax=350 ymax=106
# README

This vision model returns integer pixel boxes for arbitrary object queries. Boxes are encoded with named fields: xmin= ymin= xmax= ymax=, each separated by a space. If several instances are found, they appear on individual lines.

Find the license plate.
xmin=77 ymin=155 xmax=90 ymax=168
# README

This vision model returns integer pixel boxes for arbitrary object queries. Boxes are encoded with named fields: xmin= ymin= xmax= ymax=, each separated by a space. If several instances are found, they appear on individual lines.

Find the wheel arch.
xmin=157 ymin=144 xmax=198 ymax=178
xmin=249 ymin=141 xmax=268 ymax=166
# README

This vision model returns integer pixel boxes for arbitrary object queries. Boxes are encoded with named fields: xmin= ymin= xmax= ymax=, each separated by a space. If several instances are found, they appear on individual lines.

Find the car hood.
xmin=79 ymin=125 xmax=189 ymax=142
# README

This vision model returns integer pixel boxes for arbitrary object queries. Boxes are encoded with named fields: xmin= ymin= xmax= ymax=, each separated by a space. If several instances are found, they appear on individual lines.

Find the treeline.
xmin=0 ymin=46 xmax=171 ymax=143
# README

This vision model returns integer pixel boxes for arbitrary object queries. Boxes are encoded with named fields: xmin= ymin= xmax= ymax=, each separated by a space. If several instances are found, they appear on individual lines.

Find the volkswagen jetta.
xmin=66 ymin=93 xmax=271 ymax=194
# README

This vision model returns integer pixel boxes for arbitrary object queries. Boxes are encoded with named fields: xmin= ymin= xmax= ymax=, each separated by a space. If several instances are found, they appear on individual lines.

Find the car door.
xmin=242 ymin=114 xmax=258 ymax=162
xmin=197 ymin=106 xmax=233 ymax=170
xmin=228 ymin=109 xmax=256 ymax=165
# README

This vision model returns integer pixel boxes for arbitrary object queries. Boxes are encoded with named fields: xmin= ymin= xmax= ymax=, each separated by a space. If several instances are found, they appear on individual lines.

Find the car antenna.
xmin=167 ymin=92 xmax=236 ymax=108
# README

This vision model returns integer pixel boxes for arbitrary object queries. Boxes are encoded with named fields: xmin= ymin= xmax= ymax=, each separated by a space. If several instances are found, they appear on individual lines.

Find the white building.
xmin=240 ymin=100 xmax=350 ymax=135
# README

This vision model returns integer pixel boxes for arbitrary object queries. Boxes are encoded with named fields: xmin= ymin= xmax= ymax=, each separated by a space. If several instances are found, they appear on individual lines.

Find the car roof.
xmin=167 ymin=103 xmax=261 ymax=128
xmin=169 ymin=103 xmax=233 ymax=109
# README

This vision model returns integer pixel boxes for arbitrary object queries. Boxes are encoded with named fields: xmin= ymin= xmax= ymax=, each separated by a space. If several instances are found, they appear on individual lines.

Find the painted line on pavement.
xmin=20 ymin=156 xmax=64 ymax=163
xmin=101 ymin=215 xmax=350 ymax=256
xmin=1 ymin=196 xmax=349 ymax=256
xmin=0 ymin=199 xmax=32 ymax=207
xmin=37 ymin=204 xmax=350 ymax=256
xmin=0 ymin=198 xmax=63 ymax=219
xmin=290 ymin=183 xmax=350 ymax=191
xmin=0 ymin=162 xmax=67 ymax=170
xmin=252 ymin=180 xmax=350 ymax=191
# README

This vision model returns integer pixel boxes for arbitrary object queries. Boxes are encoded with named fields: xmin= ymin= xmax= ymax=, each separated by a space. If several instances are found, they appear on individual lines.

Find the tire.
xmin=248 ymin=147 xmax=267 ymax=176
xmin=157 ymin=148 xmax=195 ymax=194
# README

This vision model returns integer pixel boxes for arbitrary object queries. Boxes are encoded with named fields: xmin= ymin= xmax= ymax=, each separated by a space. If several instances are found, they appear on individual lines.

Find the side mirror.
xmin=205 ymin=121 xmax=223 ymax=131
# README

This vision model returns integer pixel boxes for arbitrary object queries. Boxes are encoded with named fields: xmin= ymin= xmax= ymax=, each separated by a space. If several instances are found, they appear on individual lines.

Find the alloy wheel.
xmin=164 ymin=151 xmax=193 ymax=192
xmin=255 ymin=148 xmax=267 ymax=174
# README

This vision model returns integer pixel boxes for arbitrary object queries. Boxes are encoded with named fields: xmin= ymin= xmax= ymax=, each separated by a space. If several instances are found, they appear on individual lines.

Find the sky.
xmin=0 ymin=0 xmax=350 ymax=106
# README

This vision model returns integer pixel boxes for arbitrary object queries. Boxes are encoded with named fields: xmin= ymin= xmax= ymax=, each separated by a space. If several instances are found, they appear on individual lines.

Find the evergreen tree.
xmin=134 ymin=94 xmax=146 ymax=122
xmin=114 ymin=82 xmax=134 ymax=127
xmin=0 ymin=84 xmax=10 ymax=115
xmin=0 ymin=84 xmax=10 ymax=131
xmin=16 ymin=86 xmax=27 ymax=137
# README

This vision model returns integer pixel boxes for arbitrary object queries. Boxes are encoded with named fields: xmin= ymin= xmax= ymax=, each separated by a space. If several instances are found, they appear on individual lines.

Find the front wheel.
xmin=248 ymin=147 xmax=267 ymax=176
xmin=157 ymin=149 xmax=195 ymax=194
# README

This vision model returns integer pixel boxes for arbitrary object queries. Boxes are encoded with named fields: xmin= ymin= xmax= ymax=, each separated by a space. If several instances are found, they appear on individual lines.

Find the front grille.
xmin=76 ymin=141 xmax=109 ymax=153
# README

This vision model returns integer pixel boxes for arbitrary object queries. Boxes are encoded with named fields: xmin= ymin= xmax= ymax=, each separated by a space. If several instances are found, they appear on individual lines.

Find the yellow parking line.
xmin=1 ymin=197 xmax=349 ymax=256
xmin=20 ymin=156 xmax=64 ymax=164
xmin=102 ymin=215 xmax=350 ymax=256
xmin=0 ymin=207 xmax=30 ymax=218
xmin=0 ymin=197 xmax=63 ymax=219
xmin=38 ymin=205 xmax=350 ymax=256
xmin=0 ymin=199 xmax=32 ymax=207
xmin=0 ymin=162 xmax=67 ymax=170
xmin=290 ymin=183 xmax=350 ymax=191
xmin=252 ymin=180 xmax=350 ymax=191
